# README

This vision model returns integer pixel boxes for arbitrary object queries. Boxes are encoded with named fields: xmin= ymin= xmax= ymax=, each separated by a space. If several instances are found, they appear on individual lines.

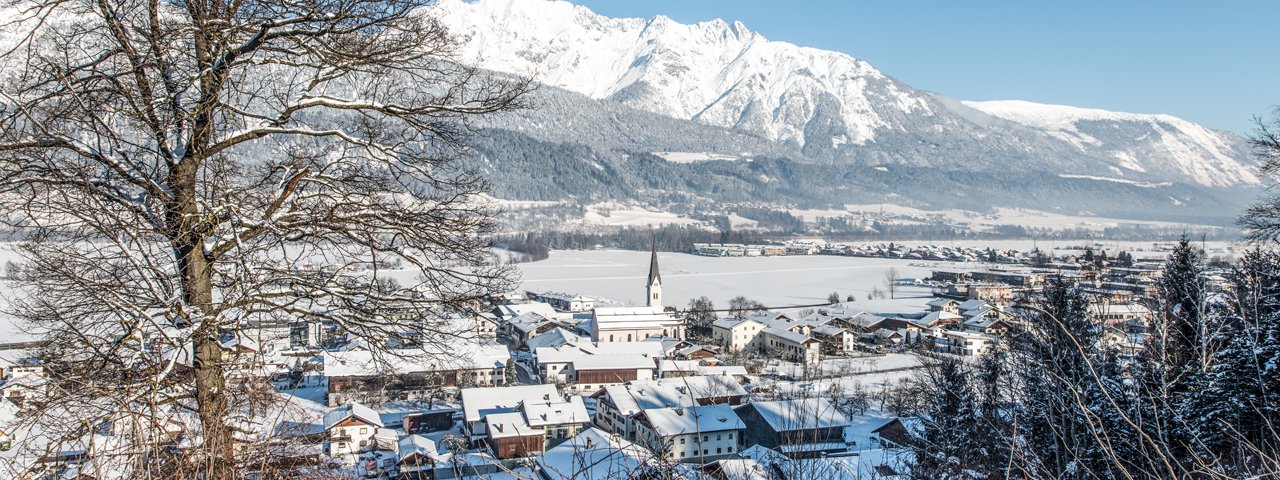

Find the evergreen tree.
xmin=913 ymin=358 xmax=981 ymax=479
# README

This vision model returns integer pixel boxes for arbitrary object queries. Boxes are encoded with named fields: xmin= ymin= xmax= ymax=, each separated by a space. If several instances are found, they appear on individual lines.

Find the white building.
xmin=711 ymin=317 xmax=767 ymax=353
xmin=636 ymin=404 xmax=745 ymax=462
xmin=594 ymin=375 xmax=749 ymax=440
xmin=588 ymin=244 xmax=684 ymax=342
xmin=323 ymin=402 xmax=384 ymax=457
xmin=937 ymin=330 xmax=998 ymax=357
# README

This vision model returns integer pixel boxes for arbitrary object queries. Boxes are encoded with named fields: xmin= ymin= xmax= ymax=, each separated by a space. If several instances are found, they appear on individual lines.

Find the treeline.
xmin=909 ymin=237 xmax=1280 ymax=479
xmin=491 ymin=225 xmax=772 ymax=254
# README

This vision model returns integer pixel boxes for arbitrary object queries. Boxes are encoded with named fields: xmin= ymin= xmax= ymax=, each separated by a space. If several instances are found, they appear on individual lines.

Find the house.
xmin=963 ymin=316 xmax=1011 ymax=336
xmin=711 ymin=317 xmax=767 ymax=353
xmin=676 ymin=345 xmax=719 ymax=360
xmin=474 ymin=395 xmax=591 ymax=459
xmin=397 ymin=435 xmax=442 ymax=479
xmin=505 ymin=312 xmax=558 ymax=348
xmin=526 ymin=291 xmax=595 ymax=312
xmin=526 ymin=328 xmax=585 ymax=350
xmin=323 ymin=402 xmax=384 ymax=456
xmin=636 ymin=404 xmax=745 ymax=462
xmin=534 ymin=341 xmax=663 ymax=391
xmin=761 ymin=328 xmax=823 ymax=364
xmin=324 ymin=343 xmax=510 ymax=406
xmin=810 ymin=325 xmax=857 ymax=354
xmin=460 ymin=384 xmax=559 ymax=441
xmin=936 ymin=330 xmax=998 ymax=357
xmin=594 ymin=375 xmax=748 ymax=440
xmin=484 ymin=412 xmax=545 ymax=459
xmin=734 ymin=398 xmax=850 ymax=458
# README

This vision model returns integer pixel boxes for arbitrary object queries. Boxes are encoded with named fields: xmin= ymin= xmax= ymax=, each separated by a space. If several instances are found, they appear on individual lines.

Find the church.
xmin=588 ymin=243 xmax=685 ymax=342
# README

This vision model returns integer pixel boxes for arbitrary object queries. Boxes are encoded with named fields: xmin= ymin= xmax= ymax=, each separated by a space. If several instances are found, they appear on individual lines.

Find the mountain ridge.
xmin=434 ymin=0 xmax=1258 ymax=190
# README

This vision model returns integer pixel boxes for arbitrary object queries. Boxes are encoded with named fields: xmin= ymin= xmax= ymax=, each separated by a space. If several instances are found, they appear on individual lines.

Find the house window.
xmin=717 ymin=447 xmax=723 ymax=454
xmin=680 ymin=438 xmax=685 ymax=444
xmin=359 ymin=428 xmax=368 ymax=434
xmin=728 ymin=433 xmax=733 ymax=439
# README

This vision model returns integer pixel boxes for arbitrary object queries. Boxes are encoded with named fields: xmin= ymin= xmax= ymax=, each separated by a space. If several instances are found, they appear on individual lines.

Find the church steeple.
xmin=646 ymin=238 xmax=662 ymax=307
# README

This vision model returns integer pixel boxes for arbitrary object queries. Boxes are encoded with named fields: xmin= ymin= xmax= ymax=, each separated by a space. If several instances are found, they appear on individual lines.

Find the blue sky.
xmin=568 ymin=1 xmax=1276 ymax=135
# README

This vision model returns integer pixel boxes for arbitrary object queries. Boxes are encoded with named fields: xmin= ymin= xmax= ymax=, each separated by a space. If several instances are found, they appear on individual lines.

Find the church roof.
xmin=648 ymin=240 xmax=661 ymax=285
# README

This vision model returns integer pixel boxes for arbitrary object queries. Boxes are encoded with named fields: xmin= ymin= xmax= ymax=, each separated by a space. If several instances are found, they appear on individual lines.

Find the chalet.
xmin=461 ymin=387 xmax=590 ymax=459
xmin=397 ymin=435 xmax=442 ymax=479
xmin=676 ymin=345 xmax=719 ymax=360
xmin=636 ymin=404 xmax=745 ymax=462
xmin=525 ymin=327 xmax=585 ymax=350
xmin=484 ymin=412 xmax=545 ymax=459
xmin=460 ymin=384 xmax=559 ymax=441
xmin=594 ymin=375 xmax=749 ymax=440
xmin=963 ymin=316 xmax=1011 ymax=336
xmin=505 ymin=312 xmax=558 ymax=348
xmin=734 ymin=398 xmax=850 ymax=458
xmin=323 ymin=402 xmax=384 ymax=456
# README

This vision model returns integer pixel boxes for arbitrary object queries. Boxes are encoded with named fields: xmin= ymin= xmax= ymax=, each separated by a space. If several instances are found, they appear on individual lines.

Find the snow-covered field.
xmin=518 ymin=250 xmax=941 ymax=312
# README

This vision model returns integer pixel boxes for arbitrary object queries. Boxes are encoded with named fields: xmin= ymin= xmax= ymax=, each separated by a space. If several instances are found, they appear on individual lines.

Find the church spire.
xmin=646 ymin=237 xmax=662 ymax=307
xmin=647 ymin=238 xmax=662 ymax=286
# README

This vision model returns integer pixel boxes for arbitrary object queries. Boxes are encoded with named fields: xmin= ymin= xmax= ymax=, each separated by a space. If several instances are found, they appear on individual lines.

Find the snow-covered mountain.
xmin=962 ymin=100 xmax=1257 ymax=187
xmin=434 ymin=0 xmax=1257 ymax=189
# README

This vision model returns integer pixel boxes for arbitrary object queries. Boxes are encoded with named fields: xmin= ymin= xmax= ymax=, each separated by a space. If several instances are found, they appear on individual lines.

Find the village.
xmin=0 ymin=242 xmax=1163 ymax=479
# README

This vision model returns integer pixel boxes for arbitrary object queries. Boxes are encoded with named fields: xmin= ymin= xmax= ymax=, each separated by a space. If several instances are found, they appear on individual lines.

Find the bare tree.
xmin=727 ymin=295 xmax=766 ymax=319
xmin=1241 ymin=111 xmax=1280 ymax=243
xmin=884 ymin=267 xmax=901 ymax=299
xmin=0 ymin=0 xmax=528 ymax=476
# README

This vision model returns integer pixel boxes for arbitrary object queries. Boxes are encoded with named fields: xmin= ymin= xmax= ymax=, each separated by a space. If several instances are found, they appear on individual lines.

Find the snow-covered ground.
xmin=791 ymin=203 xmax=1221 ymax=233
xmin=651 ymin=151 xmax=746 ymax=163
xmin=518 ymin=250 xmax=940 ymax=311
xmin=580 ymin=203 xmax=709 ymax=227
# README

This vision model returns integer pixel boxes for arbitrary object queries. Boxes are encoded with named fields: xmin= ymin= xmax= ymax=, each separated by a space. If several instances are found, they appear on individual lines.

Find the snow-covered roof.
xmin=536 ymin=428 xmax=658 ymax=480
xmin=957 ymin=299 xmax=987 ymax=311
xmin=763 ymin=327 xmax=817 ymax=345
xmin=534 ymin=341 xmax=664 ymax=364
xmin=323 ymin=402 xmax=383 ymax=430
xmin=507 ymin=312 xmax=552 ymax=334
xmin=697 ymin=365 xmax=748 ymax=377
xmin=811 ymin=325 xmax=848 ymax=336
xmin=570 ymin=354 xmax=657 ymax=371
xmin=323 ymin=343 xmax=509 ymax=377
xmin=397 ymin=434 xmax=441 ymax=462
xmin=592 ymin=306 xmax=681 ymax=330
xmin=523 ymin=396 xmax=590 ymax=427
xmin=601 ymin=375 xmax=747 ymax=416
xmin=485 ymin=411 xmax=544 ymax=439
xmin=526 ymin=328 xmax=585 ymax=350
xmin=658 ymin=359 xmax=701 ymax=373
xmin=926 ymin=298 xmax=959 ymax=308
xmin=747 ymin=398 xmax=849 ymax=432
xmin=495 ymin=302 xmax=560 ymax=320
xmin=712 ymin=317 xmax=764 ymax=330
xmin=460 ymin=384 xmax=559 ymax=423
xmin=641 ymin=404 xmax=744 ymax=437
